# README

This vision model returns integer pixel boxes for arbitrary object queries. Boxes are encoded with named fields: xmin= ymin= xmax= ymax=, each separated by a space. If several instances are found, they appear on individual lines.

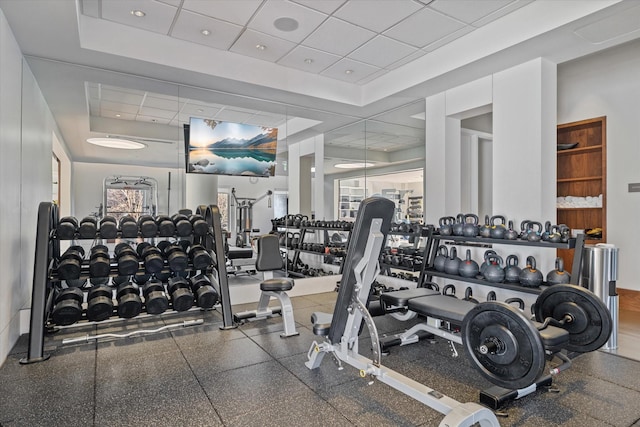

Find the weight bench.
xmin=233 ymin=234 xmax=299 ymax=337
xmin=305 ymin=197 xmax=501 ymax=427
xmin=226 ymin=246 xmax=256 ymax=275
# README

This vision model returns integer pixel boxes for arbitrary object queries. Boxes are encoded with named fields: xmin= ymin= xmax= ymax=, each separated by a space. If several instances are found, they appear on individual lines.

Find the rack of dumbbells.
xmin=379 ymin=222 xmax=429 ymax=283
xmin=20 ymin=202 xmax=233 ymax=364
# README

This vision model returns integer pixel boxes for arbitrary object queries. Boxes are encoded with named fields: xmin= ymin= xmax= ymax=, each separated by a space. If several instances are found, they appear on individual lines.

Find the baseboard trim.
xmin=619 ymin=288 xmax=640 ymax=312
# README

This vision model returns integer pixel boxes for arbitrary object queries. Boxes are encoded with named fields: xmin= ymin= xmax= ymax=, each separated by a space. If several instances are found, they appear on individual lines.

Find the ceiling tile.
xmin=143 ymin=95 xmax=182 ymax=110
xmin=356 ymin=68 xmax=389 ymax=84
xmin=180 ymin=103 xmax=222 ymax=118
xmin=215 ymin=109 xmax=256 ymax=123
xmin=101 ymin=0 xmax=178 ymax=35
xmin=429 ymin=0 xmax=514 ymax=25
xmin=99 ymin=88 xmax=145 ymax=106
xmin=244 ymin=113 xmax=287 ymax=127
xmin=384 ymin=8 xmax=466 ymax=48
xmin=102 ymin=110 xmax=138 ymax=121
xmin=303 ymin=17 xmax=375 ymax=56
xmin=181 ymin=0 xmax=262 ymax=25
xmin=334 ymin=0 xmax=423 ymax=33
xmin=291 ymin=0 xmax=346 ymax=15
xmin=321 ymin=58 xmax=381 ymax=83
xmin=137 ymin=115 xmax=172 ymax=125
xmin=88 ymin=98 xmax=100 ymax=115
xmin=171 ymin=9 xmax=243 ymax=50
xmin=139 ymin=106 xmax=178 ymax=120
xmin=472 ymin=0 xmax=533 ymax=27
xmin=248 ymin=0 xmax=327 ymax=43
xmin=349 ymin=35 xmax=417 ymax=68
xmin=229 ymin=29 xmax=296 ymax=62
xmin=101 ymin=101 xmax=140 ymax=114
xmin=277 ymin=45 xmax=341 ymax=73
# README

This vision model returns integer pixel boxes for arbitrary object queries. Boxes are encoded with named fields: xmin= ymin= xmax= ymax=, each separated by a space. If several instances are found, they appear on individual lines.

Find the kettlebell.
xmin=425 ymin=282 xmax=440 ymax=292
xmin=546 ymin=257 xmax=571 ymax=285
xmin=479 ymin=249 xmax=497 ymax=278
xmin=443 ymin=284 xmax=457 ymax=298
xmin=458 ymin=249 xmax=480 ymax=278
xmin=505 ymin=297 xmax=525 ymax=311
xmin=489 ymin=215 xmax=507 ymax=239
xmin=541 ymin=221 xmax=552 ymax=241
xmin=504 ymin=254 xmax=522 ymax=283
xmin=433 ymin=245 xmax=448 ymax=272
xmin=559 ymin=224 xmax=571 ymax=243
xmin=464 ymin=287 xmax=479 ymax=304
xmin=479 ymin=215 xmax=492 ymax=238
xmin=439 ymin=216 xmax=455 ymax=236
xmin=527 ymin=221 xmax=543 ymax=242
xmin=444 ymin=247 xmax=462 ymax=276
xmin=462 ymin=214 xmax=479 ymax=237
xmin=519 ymin=220 xmax=531 ymax=240
xmin=486 ymin=290 xmax=497 ymax=301
xmin=519 ymin=256 xmax=543 ymax=288
xmin=504 ymin=220 xmax=519 ymax=240
xmin=452 ymin=213 xmax=466 ymax=236
xmin=548 ymin=224 xmax=562 ymax=243
xmin=483 ymin=254 xmax=505 ymax=283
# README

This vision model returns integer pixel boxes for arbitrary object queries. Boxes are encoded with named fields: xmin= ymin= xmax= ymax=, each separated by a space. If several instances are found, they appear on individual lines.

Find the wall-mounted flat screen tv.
xmin=186 ymin=118 xmax=277 ymax=177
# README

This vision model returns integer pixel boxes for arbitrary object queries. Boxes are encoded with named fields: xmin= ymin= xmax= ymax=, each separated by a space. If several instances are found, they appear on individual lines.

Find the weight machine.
xmin=231 ymin=188 xmax=272 ymax=248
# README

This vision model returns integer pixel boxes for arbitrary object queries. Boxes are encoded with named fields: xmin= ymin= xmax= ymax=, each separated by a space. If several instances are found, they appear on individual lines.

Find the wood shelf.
xmin=557 ymin=116 xmax=606 ymax=273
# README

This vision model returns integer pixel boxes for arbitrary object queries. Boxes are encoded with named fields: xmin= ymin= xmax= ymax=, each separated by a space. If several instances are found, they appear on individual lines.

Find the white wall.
xmin=558 ymin=39 xmax=640 ymax=291
xmin=0 ymin=9 xmax=63 ymax=365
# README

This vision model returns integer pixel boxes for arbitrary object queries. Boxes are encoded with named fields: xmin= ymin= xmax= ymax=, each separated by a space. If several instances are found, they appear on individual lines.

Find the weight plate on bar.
xmin=462 ymin=301 xmax=545 ymax=390
xmin=534 ymin=284 xmax=612 ymax=352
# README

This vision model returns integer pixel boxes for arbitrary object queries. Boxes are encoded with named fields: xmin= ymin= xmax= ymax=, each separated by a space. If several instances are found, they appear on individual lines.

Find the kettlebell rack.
xmin=21 ymin=202 xmax=234 ymax=364
xmin=419 ymin=228 xmax=586 ymax=295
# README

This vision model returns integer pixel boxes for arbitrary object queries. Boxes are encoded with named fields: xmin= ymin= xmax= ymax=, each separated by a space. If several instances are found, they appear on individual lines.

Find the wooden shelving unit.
xmin=557 ymin=116 xmax=606 ymax=272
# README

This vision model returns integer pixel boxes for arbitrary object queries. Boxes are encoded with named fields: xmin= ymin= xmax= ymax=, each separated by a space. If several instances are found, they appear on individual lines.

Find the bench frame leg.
xmin=234 ymin=290 xmax=299 ymax=338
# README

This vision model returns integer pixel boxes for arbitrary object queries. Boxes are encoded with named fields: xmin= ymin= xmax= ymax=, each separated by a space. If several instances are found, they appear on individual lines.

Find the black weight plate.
xmin=462 ymin=301 xmax=545 ymax=390
xmin=534 ymin=284 xmax=612 ymax=352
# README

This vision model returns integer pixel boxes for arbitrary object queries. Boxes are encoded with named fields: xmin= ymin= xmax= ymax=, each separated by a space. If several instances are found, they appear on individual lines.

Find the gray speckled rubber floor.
xmin=2 ymin=291 xmax=640 ymax=427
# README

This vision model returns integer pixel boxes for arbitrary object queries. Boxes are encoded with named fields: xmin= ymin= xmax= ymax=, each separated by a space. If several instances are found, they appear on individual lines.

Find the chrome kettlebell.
xmin=519 ymin=255 xmax=543 ymax=288
xmin=462 ymin=213 xmax=479 ymax=237
xmin=546 ymin=257 xmax=571 ymax=285
xmin=489 ymin=215 xmax=507 ymax=239
xmin=433 ymin=245 xmax=448 ymax=272
xmin=458 ymin=249 xmax=480 ymax=278
xmin=444 ymin=247 xmax=462 ymax=275
xmin=504 ymin=254 xmax=522 ymax=283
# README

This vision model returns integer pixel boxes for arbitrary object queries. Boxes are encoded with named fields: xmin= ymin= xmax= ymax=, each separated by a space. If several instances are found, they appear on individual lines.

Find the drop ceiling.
xmin=1 ymin=0 xmax=640 ymax=172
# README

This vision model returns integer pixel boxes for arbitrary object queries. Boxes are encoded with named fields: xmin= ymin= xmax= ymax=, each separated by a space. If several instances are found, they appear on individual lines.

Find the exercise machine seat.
xmin=261 ymin=278 xmax=294 ymax=292
xmin=256 ymin=234 xmax=293 ymax=292
xmin=408 ymin=295 xmax=476 ymax=324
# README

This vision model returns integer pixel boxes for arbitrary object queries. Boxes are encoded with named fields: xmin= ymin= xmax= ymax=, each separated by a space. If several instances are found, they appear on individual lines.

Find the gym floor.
xmin=2 ymin=287 xmax=640 ymax=427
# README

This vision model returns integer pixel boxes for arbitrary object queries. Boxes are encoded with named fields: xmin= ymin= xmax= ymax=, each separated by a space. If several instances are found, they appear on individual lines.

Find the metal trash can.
xmin=580 ymin=243 xmax=619 ymax=351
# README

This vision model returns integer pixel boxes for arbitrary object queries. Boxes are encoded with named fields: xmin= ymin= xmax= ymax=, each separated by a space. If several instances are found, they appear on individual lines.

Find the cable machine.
xmin=231 ymin=188 xmax=272 ymax=248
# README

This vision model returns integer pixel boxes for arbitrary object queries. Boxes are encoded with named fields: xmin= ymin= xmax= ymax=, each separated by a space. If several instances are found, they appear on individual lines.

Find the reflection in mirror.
xmin=460 ymin=112 xmax=493 ymax=219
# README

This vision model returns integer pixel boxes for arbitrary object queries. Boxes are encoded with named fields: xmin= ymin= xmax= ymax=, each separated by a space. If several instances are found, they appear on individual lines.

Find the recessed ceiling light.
xmin=201 ymin=29 xmax=211 ymax=36
xmin=334 ymin=162 xmax=374 ymax=169
xmin=87 ymin=137 xmax=145 ymax=150
xmin=345 ymin=70 xmax=354 ymax=75
xmin=304 ymin=58 xmax=313 ymax=64
xmin=197 ymin=108 xmax=204 ymax=113
xmin=255 ymin=44 xmax=267 ymax=50
xmin=115 ymin=114 xmax=121 ymax=118
xmin=273 ymin=17 xmax=299 ymax=32
xmin=131 ymin=10 xmax=146 ymax=17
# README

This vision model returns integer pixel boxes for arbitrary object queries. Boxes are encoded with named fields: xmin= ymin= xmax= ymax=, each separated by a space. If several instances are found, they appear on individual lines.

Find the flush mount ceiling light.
xmin=201 ymin=29 xmax=211 ymax=36
xmin=131 ymin=9 xmax=146 ymax=17
xmin=334 ymin=162 xmax=374 ymax=169
xmin=87 ymin=137 xmax=146 ymax=150
xmin=255 ymin=44 xmax=267 ymax=50
xmin=345 ymin=69 xmax=354 ymax=75
xmin=273 ymin=17 xmax=299 ymax=32
xmin=304 ymin=58 xmax=313 ymax=64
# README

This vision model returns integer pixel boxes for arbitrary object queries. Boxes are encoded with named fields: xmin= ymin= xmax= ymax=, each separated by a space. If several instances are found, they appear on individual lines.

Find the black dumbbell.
xmin=58 ymin=245 xmax=85 ymax=280
xmin=119 ymin=215 xmax=138 ymax=238
xmin=142 ymin=279 xmax=169 ymax=315
xmin=132 ymin=272 xmax=151 ymax=286
xmin=188 ymin=244 xmax=213 ymax=270
xmin=158 ymin=241 xmax=188 ymax=272
xmin=90 ymin=276 xmax=109 ymax=287
xmin=167 ymin=277 xmax=194 ymax=312
xmin=156 ymin=215 xmax=175 ymax=237
xmin=57 ymin=216 xmax=78 ymax=239
xmin=136 ymin=242 xmax=164 ymax=273
xmin=89 ymin=245 xmax=111 ymax=278
xmin=116 ymin=282 xmax=142 ymax=319
xmin=112 ymin=275 xmax=130 ymax=287
xmin=114 ymin=243 xmax=139 ymax=276
xmin=190 ymin=274 xmax=218 ymax=309
xmin=87 ymin=285 xmax=113 ymax=321
xmin=137 ymin=215 xmax=158 ymax=238
xmin=154 ymin=270 xmax=172 ymax=283
xmin=172 ymin=214 xmax=193 ymax=237
xmin=51 ymin=287 xmax=84 ymax=326
xmin=189 ymin=214 xmax=208 ymax=236
xmin=99 ymin=216 xmax=118 ymax=239
xmin=78 ymin=217 xmax=97 ymax=239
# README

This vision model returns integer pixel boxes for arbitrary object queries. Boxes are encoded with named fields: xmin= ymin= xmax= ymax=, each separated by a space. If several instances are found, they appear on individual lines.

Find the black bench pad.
xmin=380 ymin=288 xmax=441 ymax=307
xmin=261 ymin=278 xmax=294 ymax=292
xmin=228 ymin=248 xmax=254 ymax=260
xmin=408 ymin=295 xmax=477 ymax=324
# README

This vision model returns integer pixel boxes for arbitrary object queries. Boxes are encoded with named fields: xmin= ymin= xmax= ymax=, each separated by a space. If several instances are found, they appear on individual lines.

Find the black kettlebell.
xmin=439 ymin=216 xmax=455 ymax=236
xmin=504 ymin=254 xmax=522 ymax=283
xmin=489 ymin=215 xmax=507 ymax=239
xmin=504 ymin=220 xmax=519 ymax=240
xmin=486 ymin=290 xmax=497 ymax=301
xmin=559 ymin=224 xmax=571 ymax=243
xmin=462 ymin=214 xmax=479 ymax=237
xmin=425 ymin=282 xmax=440 ymax=292
xmin=434 ymin=245 xmax=448 ymax=272
xmin=479 ymin=249 xmax=497 ymax=278
xmin=505 ymin=297 xmax=525 ymax=311
xmin=464 ymin=287 xmax=479 ymax=304
xmin=527 ymin=221 xmax=543 ymax=242
xmin=478 ymin=215 xmax=492 ymax=238
xmin=458 ymin=249 xmax=480 ymax=278
xmin=519 ymin=220 xmax=531 ymax=240
xmin=452 ymin=214 xmax=465 ymax=236
xmin=541 ymin=221 xmax=552 ymax=241
xmin=483 ymin=254 xmax=505 ymax=283
xmin=548 ymin=224 xmax=563 ymax=243
xmin=443 ymin=247 xmax=461 ymax=275
xmin=519 ymin=256 xmax=543 ymax=288
xmin=443 ymin=284 xmax=457 ymax=298
xmin=546 ymin=257 xmax=571 ymax=285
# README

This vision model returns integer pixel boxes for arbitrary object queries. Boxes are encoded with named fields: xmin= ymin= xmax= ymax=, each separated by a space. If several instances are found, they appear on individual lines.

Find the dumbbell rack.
xmin=379 ymin=225 xmax=430 ymax=279
xmin=21 ymin=202 xmax=234 ymax=364
xmin=419 ymin=228 xmax=586 ymax=295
